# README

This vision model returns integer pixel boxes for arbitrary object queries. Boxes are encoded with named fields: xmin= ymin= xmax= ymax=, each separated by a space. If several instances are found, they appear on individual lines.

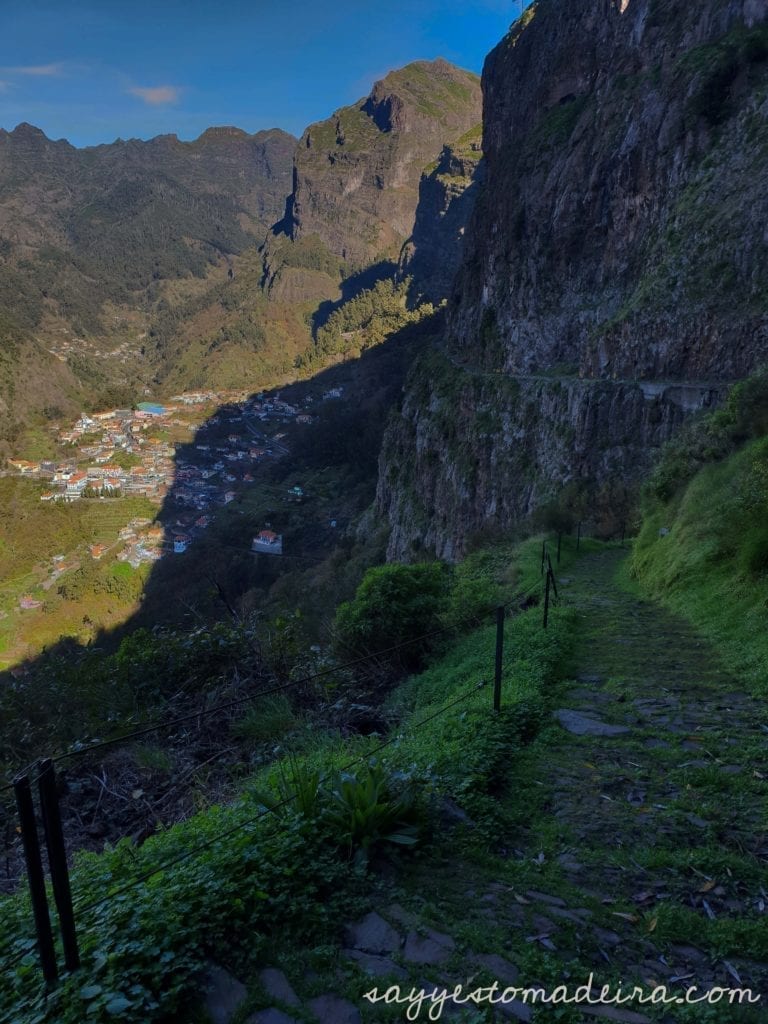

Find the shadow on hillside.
xmin=0 ymin=313 xmax=440 ymax=698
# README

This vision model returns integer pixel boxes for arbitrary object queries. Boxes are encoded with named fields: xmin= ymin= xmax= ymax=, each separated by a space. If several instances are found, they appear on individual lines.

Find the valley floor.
xmin=224 ymin=548 xmax=767 ymax=1023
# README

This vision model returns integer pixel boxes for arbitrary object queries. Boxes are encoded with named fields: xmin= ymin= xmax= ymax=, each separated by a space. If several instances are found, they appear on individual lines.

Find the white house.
xmin=252 ymin=530 xmax=283 ymax=555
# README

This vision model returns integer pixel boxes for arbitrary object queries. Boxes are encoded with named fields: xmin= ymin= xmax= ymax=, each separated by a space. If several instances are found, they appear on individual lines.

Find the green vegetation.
xmin=300 ymin=278 xmax=434 ymax=368
xmin=378 ymin=61 xmax=480 ymax=122
xmin=0 ymin=618 xmax=258 ymax=767
xmin=0 ymin=536 xmax=575 ymax=1024
xmin=450 ymin=122 xmax=482 ymax=157
xmin=679 ymin=23 xmax=768 ymax=126
xmin=256 ymin=760 xmax=424 ymax=866
xmin=334 ymin=561 xmax=451 ymax=669
xmin=534 ymin=95 xmax=590 ymax=146
xmin=230 ymin=695 xmax=297 ymax=748
xmin=632 ymin=370 xmax=768 ymax=694
xmin=505 ymin=0 xmax=536 ymax=47
xmin=265 ymin=233 xmax=343 ymax=280
xmin=0 ymin=479 xmax=156 ymax=666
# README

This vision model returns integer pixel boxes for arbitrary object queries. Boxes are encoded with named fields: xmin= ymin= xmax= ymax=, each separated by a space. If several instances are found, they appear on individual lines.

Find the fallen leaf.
xmin=698 ymin=879 xmax=717 ymax=893
xmin=612 ymin=912 xmax=638 ymax=923
xmin=647 ymin=916 xmax=658 ymax=933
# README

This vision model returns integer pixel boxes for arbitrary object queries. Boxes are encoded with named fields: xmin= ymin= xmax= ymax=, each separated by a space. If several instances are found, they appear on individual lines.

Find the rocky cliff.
xmin=398 ymin=125 xmax=484 ymax=304
xmin=378 ymin=0 xmax=768 ymax=561
xmin=263 ymin=60 xmax=482 ymax=303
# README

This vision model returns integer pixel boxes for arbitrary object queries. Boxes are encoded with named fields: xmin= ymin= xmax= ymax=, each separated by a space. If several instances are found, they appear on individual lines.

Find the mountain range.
xmin=3 ymin=0 xmax=768 ymax=554
xmin=0 ymin=60 xmax=482 ymax=453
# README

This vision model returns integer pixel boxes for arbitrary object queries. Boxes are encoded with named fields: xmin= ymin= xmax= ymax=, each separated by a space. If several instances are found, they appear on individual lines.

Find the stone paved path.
xmin=499 ymin=547 xmax=768 ymax=1019
xmin=208 ymin=548 xmax=767 ymax=1023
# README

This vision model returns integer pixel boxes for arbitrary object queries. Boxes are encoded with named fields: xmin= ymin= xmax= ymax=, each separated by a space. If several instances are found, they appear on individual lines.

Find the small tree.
xmin=334 ymin=562 xmax=450 ymax=670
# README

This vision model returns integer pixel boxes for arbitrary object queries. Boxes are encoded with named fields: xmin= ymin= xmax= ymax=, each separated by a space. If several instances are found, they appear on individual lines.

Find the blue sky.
xmin=0 ymin=1 xmax=528 ymax=147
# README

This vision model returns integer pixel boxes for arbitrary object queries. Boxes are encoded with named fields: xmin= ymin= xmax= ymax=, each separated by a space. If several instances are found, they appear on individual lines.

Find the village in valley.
xmin=3 ymin=383 xmax=345 ymax=614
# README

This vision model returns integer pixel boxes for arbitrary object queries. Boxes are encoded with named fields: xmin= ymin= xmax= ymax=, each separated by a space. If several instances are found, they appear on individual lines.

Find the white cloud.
xmin=127 ymin=85 xmax=181 ymax=106
xmin=6 ymin=63 xmax=65 ymax=77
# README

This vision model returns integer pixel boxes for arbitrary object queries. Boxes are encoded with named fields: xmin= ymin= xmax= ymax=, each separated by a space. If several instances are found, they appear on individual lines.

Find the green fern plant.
xmin=325 ymin=763 xmax=423 ymax=864
xmin=252 ymin=756 xmax=322 ymax=824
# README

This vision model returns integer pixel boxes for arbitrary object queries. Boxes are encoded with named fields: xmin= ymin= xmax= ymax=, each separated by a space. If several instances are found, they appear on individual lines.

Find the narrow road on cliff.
xmin=444 ymin=351 xmax=732 ymax=397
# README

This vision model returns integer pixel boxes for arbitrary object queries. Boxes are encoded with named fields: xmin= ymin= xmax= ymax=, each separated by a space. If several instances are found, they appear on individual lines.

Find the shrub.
xmin=325 ymin=763 xmax=423 ymax=865
xmin=254 ymin=759 xmax=424 ymax=865
xmin=334 ymin=561 xmax=451 ymax=668
xmin=645 ymin=368 xmax=768 ymax=503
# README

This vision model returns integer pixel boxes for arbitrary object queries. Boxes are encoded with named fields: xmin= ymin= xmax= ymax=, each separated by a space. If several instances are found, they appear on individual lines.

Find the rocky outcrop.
xmin=379 ymin=0 xmax=768 ymax=560
xmin=273 ymin=60 xmax=481 ymax=283
xmin=398 ymin=126 xmax=484 ymax=304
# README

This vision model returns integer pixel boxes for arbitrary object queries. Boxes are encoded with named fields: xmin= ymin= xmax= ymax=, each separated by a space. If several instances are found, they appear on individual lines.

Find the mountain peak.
xmin=195 ymin=125 xmax=251 ymax=143
xmin=12 ymin=122 xmax=47 ymax=137
xmin=285 ymin=57 xmax=482 ymax=267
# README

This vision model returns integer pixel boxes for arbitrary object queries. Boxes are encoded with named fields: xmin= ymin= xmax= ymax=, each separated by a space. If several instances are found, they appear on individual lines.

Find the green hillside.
xmin=632 ymin=371 xmax=768 ymax=695
xmin=0 ymin=535 xmax=575 ymax=1024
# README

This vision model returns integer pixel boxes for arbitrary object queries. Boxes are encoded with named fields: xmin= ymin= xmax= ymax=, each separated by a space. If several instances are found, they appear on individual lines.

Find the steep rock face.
xmin=281 ymin=60 xmax=482 ymax=272
xmin=379 ymin=0 xmax=768 ymax=560
xmin=398 ymin=126 xmax=484 ymax=304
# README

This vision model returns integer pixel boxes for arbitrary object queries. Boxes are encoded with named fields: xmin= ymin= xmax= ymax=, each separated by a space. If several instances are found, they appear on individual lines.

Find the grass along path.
xmin=199 ymin=547 xmax=767 ymax=1023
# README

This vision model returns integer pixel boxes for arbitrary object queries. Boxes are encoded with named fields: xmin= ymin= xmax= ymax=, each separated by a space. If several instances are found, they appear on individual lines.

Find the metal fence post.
xmin=543 ymin=570 xmax=551 ymax=629
xmin=38 ymin=759 xmax=80 ymax=973
xmin=547 ymin=555 xmax=559 ymax=601
xmin=13 ymin=773 xmax=58 ymax=986
xmin=541 ymin=539 xmax=546 ymax=575
xmin=493 ymin=606 xmax=504 ymax=713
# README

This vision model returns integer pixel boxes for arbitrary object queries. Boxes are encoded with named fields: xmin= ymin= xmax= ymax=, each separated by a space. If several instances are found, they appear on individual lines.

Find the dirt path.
xmin=216 ymin=548 xmax=768 ymax=1023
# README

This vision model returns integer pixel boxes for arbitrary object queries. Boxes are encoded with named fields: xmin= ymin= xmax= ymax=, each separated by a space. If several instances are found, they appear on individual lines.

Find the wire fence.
xmin=71 ymin=678 xmax=487 ymax=921
xmin=0 ymin=608 xmax=490 ymax=795
xmin=2 ymin=528 xmax=578 ymax=986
